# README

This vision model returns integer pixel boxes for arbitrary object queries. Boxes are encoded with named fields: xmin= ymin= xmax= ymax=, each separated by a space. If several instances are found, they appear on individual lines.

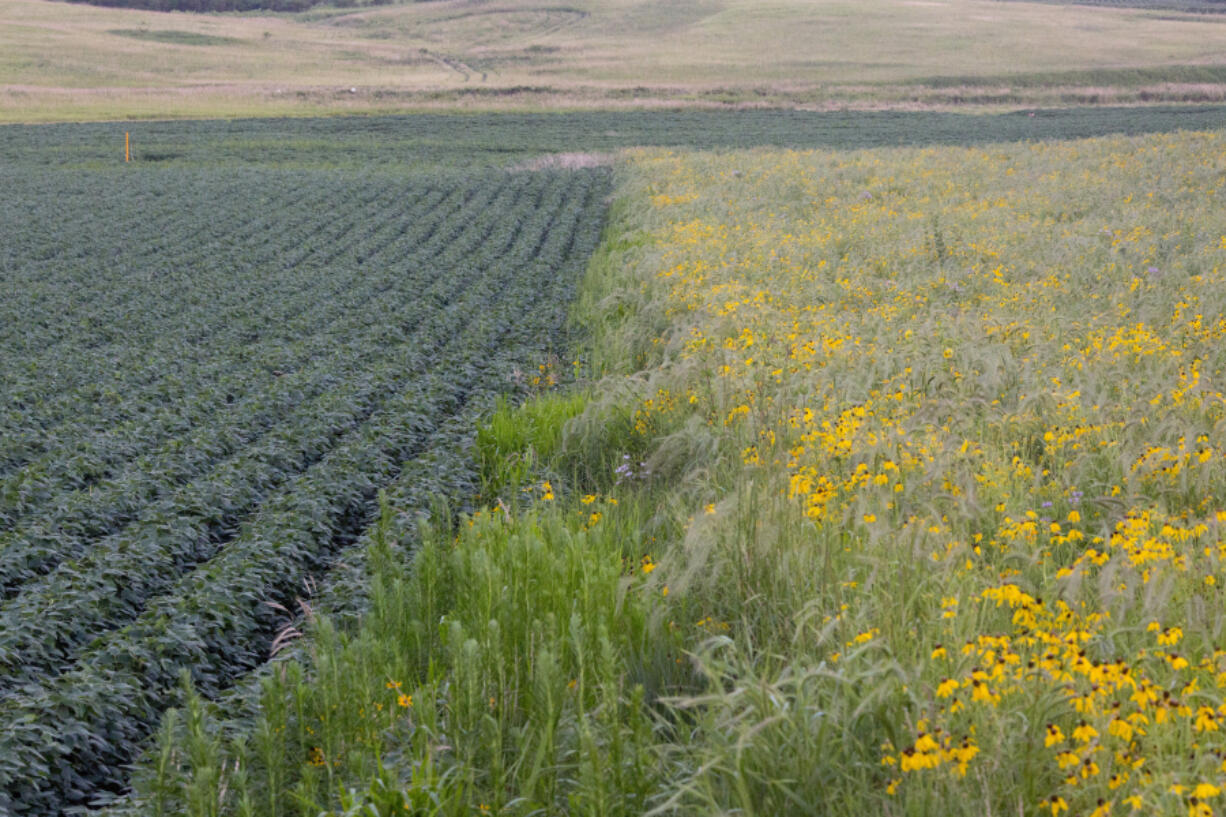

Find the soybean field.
xmin=7 ymin=106 xmax=1226 ymax=172
xmin=0 ymin=157 xmax=609 ymax=813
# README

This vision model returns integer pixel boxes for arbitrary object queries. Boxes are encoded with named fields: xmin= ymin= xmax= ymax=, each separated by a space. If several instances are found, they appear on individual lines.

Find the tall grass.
xmin=597 ymin=134 xmax=1226 ymax=816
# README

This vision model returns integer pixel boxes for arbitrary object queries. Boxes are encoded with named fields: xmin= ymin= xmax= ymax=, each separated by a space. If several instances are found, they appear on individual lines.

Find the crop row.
xmin=0 ymin=178 xmax=501 ymax=548
xmin=1 ymin=172 xmax=334 ymax=376
xmin=0 ymin=183 xmax=452 ymax=535
xmin=0 ymin=176 xmax=441 ymax=485
xmin=0 ymin=166 xmax=548 ymax=499
xmin=0 ymin=185 xmax=438 ymax=516
xmin=7 ymin=109 xmax=1226 ymax=179
xmin=0 ymin=166 xmax=609 ymax=814
xmin=0 ymin=170 xmax=512 ymax=475
xmin=0 ymin=175 xmax=536 ymax=685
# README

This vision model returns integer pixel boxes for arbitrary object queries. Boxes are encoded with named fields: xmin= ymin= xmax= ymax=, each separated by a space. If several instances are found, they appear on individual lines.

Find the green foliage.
xmin=141 ymin=127 xmax=1226 ymax=817
xmin=15 ymin=112 xmax=1226 ymax=817
xmin=919 ymin=64 xmax=1226 ymax=90
xmin=107 ymin=29 xmax=243 ymax=46
xmin=117 ymin=491 xmax=681 ymax=816
xmin=81 ymin=0 xmax=389 ymax=12
xmin=997 ymin=0 xmax=1226 ymax=11
xmin=475 ymin=392 xmax=587 ymax=501
xmin=6 ymin=107 xmax=1226 ymax=173
xmin=0 ymin=161 xmax=611 ymax=813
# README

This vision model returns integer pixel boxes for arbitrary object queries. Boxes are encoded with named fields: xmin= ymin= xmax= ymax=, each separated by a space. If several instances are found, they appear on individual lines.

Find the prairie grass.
xmin=595 ymin=132 xmax=1226 ymax=815
xmin=124 ymin=130 xmax=1226 ymax=816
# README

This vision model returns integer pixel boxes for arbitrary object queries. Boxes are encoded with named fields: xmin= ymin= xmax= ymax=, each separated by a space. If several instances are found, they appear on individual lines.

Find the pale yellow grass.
xmin=5 ymin=0 xmax=1226 ymax=122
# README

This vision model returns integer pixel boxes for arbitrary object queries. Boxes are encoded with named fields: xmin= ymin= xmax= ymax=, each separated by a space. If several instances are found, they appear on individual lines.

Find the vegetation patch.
xmin=914 ymin=64 xmax=1226 ymax=89
xmin=108 ymin=29 xmax=243 ymax=46
xmin=9 ymin=108 xmax=1226 ymax=173
xmin=475 ymin=390 xmax=587 ymax=500
xmin=111 ymin=128 xmax=1226 ymax=817
xmin=12 ymin=112 xmax=1226 ymax=815
xmin=0 ymin=160 xmax=611 ymax=814
xmin=88 ymin=0 xmax=386 ymax=12
xmin=996 ymin=0 xmax=1226 ymax=12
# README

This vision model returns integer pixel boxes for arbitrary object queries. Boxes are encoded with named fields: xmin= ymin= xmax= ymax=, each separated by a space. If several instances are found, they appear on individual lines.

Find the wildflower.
xmin=1073 ymin=722 xmax=1098 ymax=743
xmin=1044 ymin=795 xmax=1069 ymax=815
xmin=1157 ymin=627 xmax=1183 ymax=646
xmin=941 ymin=596 xmax=958 ymax=619
xmin=1189 ymin=798 xmax=1213 ymax=817
xmin=970 ymin=678 xmax=999 ymax=705
xmin=1056 ymin=751 xmax=1080 ymax=769
xmin=1108 ymin=718 xmax=1133 ymax=741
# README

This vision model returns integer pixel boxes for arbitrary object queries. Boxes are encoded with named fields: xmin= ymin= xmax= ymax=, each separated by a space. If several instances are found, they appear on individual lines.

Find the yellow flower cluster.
xmin=892 ymin=727 xmax=980 ymax=776
xmin=628 ymin=131 xmax=1226 ymax=815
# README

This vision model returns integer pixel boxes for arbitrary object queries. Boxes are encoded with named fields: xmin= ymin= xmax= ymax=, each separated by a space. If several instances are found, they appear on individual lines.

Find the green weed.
xmin=475 ymin=392 xmax=586 ymax=502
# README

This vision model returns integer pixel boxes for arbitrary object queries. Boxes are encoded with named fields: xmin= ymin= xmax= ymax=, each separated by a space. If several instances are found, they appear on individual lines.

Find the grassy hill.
xmin=7 ymin=0 xmax=1226 ymax=121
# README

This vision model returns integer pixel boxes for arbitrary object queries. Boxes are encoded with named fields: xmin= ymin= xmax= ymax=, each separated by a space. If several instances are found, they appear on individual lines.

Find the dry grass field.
xmin=7 ymin=0 xmax=1226 ymax=121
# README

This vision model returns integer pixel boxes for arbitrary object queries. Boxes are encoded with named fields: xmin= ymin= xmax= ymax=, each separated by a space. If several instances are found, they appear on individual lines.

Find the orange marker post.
xmin=125 ymin=132 xmax=130 ymax=163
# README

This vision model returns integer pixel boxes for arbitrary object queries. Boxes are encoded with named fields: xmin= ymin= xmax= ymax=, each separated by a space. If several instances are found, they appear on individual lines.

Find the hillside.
xmin=7 ymin=0 xmax=1226 ymax=121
